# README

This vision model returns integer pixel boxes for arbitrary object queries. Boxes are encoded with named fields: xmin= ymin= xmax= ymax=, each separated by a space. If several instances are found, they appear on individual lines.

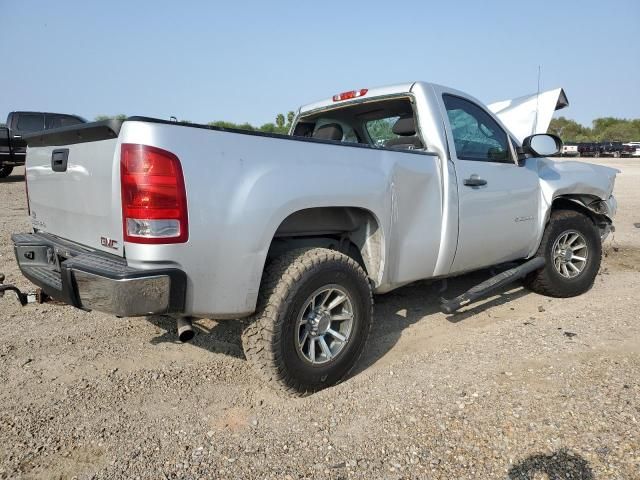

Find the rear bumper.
xmin=12 ymin=232 xmax=186 ymax=317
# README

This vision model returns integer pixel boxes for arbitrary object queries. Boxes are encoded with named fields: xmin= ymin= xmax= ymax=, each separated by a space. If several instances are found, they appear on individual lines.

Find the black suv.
xmin=578 ymin=142 xmax=600 ymax=157
xmin=598 ymin=141 xmax=624 ymax=158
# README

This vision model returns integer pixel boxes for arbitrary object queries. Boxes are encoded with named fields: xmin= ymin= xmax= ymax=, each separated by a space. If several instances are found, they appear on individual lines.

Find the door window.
xmin=443 ymin=95 xmax=512 ymax=163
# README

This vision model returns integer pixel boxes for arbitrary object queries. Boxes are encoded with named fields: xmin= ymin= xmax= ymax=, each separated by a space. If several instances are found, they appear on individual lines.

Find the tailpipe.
xmin=176 ymin=317 xmax=195 ymax=342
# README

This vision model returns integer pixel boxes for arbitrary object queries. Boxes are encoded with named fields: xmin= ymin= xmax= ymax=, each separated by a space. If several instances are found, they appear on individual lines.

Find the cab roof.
xmin=298 ymin=82 xmax=418 ymax=116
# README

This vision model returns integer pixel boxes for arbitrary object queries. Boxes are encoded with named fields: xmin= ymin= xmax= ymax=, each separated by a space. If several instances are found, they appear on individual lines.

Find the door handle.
xmin=463 ymin=176 xmax=487 ymax=187
xmin=51 ymin=149 xmax=69 ymax=172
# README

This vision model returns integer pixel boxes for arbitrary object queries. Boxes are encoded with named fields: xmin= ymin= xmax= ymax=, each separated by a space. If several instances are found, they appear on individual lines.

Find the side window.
xmin=45 ymin=114 xmax=84 ymax=130
xmin=443 ymin=95 xmax=512 ymax=163
xmin=15 ymin=113 xmax=45 ymax=133
xmin=366 ymin=116 xmax=400 ymax=146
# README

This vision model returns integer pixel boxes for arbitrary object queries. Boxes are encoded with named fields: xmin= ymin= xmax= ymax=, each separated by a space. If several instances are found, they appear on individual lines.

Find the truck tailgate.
xmin=26 ymin=130 xmax=124 ymax=256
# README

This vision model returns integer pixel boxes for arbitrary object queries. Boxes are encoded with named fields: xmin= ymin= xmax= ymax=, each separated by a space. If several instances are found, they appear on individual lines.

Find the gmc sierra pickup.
xmin=7 ymin=82 xmax=618 ymax=394
xmin=0 ymin=111 xmax=86 ymax=177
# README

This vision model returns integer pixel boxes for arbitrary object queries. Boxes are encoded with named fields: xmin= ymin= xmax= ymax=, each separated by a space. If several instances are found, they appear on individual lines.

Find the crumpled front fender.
xmin=528 ymin=157 xmax=619 ymax=256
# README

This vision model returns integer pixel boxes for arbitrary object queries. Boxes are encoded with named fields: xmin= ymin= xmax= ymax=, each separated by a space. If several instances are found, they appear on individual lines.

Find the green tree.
xmin=259 ymin=123 xmax=278 ymax=133
xmin=548 ymin=117 xmax=588 ymax=142
xmin=276 ymin=113 xmax=285 ymax=129
xmin=549 ymin=116 xmax=640 ymax=143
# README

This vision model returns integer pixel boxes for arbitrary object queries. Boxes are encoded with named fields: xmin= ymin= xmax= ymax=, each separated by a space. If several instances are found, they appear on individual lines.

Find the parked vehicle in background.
xmin=9 ymin=82 xmax=618 ymax=394
xmin=623 ymin=142 xmax=640 ymax=157
xmin=0 ymin=111 xmax=86 ymax=177
xmin=578 ymin=142 xmax=600 ymax=157
xmin=598 ymin=141 xmax=624 ymax=158
xmin=621 ymin=144 xmax=634 ymax=157
xmin=561 ymin=143 xmax=579 ymax=157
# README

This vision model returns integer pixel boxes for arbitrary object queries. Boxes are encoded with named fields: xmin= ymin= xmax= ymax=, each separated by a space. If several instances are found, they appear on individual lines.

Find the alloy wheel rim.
xmin=295 ymin=285 xmax=354 ymax=365
xmin=552 ymin=230 xmax=588 ymax=278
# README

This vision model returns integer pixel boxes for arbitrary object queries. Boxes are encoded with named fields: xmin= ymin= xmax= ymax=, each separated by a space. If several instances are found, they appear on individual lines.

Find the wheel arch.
xmin=549 ymin=195 xmax=613 ymax=233
xmin=265 ymin=206 xmax=385 ymax=286
xmin=530 ymin=194 xmax=612 ymax=259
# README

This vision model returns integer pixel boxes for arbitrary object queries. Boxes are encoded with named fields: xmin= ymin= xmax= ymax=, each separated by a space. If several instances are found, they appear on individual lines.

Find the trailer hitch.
xmin=0 ymin=273 xmax=46 ymax=306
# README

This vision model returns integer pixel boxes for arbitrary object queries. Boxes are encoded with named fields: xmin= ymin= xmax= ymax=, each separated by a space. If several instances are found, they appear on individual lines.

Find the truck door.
xmin=442 ymin=94 xmax=540 ymax=274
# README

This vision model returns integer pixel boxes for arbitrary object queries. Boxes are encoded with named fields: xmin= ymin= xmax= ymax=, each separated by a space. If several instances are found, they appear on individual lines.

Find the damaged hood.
xmin=488 ymin=88 xmax=569 ymax=142
xmin=537 ymin=158 xmax=619 ymax=202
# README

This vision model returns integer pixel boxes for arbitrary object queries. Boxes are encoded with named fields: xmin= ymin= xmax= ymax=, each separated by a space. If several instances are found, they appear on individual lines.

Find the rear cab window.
xmin=295 ymin=97 xmax=424 ymax=151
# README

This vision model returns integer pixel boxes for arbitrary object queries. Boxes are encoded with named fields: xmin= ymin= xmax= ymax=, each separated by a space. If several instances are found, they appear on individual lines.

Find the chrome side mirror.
xmin=522 ymin=133 xmax=562 ymax=157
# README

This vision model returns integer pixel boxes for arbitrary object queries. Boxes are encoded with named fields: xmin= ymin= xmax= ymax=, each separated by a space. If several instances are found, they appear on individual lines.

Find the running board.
xmin=440 ymin=257 xmax=545 ymax=314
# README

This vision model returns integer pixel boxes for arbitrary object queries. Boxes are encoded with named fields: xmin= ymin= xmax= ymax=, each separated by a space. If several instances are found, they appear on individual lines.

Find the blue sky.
xmin=1 ymin=0 xmax=638 ymax=127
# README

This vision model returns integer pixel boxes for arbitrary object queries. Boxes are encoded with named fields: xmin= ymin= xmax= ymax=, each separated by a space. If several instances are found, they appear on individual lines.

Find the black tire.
xmin=242 ymin=247 xmax=373 ymax=395
xmin=0 ymin=166 xmax=13 ymax=178
xmin=524 ymin=210 xmax=601 ymax=297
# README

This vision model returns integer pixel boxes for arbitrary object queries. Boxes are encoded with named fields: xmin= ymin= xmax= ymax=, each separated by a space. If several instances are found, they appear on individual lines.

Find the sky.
xmin=1 ymin=0 xmax=638 ymax=127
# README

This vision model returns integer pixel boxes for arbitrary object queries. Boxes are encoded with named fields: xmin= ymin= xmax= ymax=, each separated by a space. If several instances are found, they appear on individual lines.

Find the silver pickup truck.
xmin=9 ymin=81 xmax=618 ymax=394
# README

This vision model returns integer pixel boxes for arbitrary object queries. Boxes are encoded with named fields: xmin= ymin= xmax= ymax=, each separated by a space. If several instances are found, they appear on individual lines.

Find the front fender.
xmin=530 ymin=157 xmax=619 ymax=256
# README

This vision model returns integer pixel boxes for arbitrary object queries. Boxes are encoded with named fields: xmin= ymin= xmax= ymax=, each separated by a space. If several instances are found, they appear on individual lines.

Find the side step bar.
xmin=440 ymin=257 xmax=545 ymax=314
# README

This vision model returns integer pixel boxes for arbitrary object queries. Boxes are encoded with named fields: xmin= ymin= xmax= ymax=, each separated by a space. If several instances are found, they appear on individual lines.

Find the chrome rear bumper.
xmin=12 ymin=232 xmax=186 ymax=317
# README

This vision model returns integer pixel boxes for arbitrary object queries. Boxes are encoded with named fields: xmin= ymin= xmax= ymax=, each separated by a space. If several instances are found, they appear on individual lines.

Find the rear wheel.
xmin=524 ymin=210 xmax=601 ymax=297
xmin=242 ymin=247 xmax=373 ymax=395
xmin=0 ymin=166 xmax=13 ymax=178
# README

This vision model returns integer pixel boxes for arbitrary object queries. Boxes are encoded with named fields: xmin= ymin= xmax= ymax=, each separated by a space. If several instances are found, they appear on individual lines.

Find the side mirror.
xmin=522 ymin=133 xmax=562 ymax=157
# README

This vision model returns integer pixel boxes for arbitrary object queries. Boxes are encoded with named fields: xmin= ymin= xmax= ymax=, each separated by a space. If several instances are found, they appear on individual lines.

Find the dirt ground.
xmin=0 ymin=159 xmax=638 ymax=479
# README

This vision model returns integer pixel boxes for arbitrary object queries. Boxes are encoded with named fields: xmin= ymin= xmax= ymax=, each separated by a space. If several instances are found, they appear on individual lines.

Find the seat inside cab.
xmin=293 ymin=97 xmax=425 ymax=151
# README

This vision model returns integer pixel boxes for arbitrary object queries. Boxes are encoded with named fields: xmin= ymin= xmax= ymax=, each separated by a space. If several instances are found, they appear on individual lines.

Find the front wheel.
xmin=242 ymin=248 xmax=373 ymax=395
xmin=524 ymin=210 xmax=602 ymax=297
xmin=0 ymin=166 xmax=14 ymax=178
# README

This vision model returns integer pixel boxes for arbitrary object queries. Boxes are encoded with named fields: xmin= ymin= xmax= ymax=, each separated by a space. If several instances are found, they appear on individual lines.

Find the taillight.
xmin=120 ymin=144 xmax=188 ymax=244
xmin=332 ymin=89 xmax=368 ymax=102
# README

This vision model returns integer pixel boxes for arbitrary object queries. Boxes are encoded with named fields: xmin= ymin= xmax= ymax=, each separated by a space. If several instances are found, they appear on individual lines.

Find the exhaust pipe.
xmin=176 ymin=317 xmax=195 ymax=342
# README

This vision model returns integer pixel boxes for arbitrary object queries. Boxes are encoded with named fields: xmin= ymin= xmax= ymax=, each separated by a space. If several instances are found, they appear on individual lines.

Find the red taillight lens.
xmin=120 ymin=144 xmax=188 ymax=244
xmin=332 ymin=88 xmax=368 ymax=102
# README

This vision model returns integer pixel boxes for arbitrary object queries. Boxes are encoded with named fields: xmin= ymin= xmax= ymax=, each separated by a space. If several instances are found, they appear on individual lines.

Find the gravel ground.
xmin=0 ymin=159 xmax=638 ymax=479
